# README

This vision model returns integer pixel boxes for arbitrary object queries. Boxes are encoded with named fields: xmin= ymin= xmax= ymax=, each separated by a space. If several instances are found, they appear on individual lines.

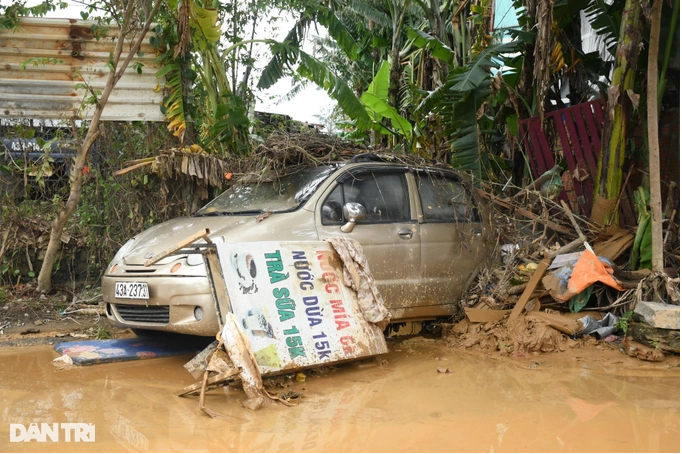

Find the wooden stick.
xmin=507 ymin=256 xmax=551 ymax=325
xmin=112 ymin=160 xmax=154 ymax=176
xmin=175 ymin=367 xmax=241 ymax=397
xmin=560 ymin=200 xmax=593 ymax=253
xmin=144 ymin=228 xmax=212 ymax=266
xmin=546 ymin=236 xmax=585 ymax=260
xmin=528 ymin=165 xmax=562 ymax=190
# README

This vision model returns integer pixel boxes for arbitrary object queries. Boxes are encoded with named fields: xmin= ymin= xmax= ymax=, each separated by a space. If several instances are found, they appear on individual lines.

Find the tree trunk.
xmin=36 ymin=0 xmax=162 ymax=292
xmin=389 ymin=39 xmax=402 ymax=112
xmin=648 ymin=0 xmax=664 ymax=272
xmin=593 ymin=0 xmax=642 ymax=225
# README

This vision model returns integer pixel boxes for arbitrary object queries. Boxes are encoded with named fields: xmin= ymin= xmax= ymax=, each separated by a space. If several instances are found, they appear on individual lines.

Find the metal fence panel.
xmin=0 ymin=17 xmax=164 ymax=121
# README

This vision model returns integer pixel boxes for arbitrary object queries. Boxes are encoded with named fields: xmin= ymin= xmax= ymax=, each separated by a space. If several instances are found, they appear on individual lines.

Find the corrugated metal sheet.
xmin=0 ymin=17 xmax=164 ymax=121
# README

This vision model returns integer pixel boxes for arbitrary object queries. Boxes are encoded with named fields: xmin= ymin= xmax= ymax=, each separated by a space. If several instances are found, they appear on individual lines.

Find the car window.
xmin=321 ymin=172 xmax=410 ymax=225
xmin=195 ymin=166 xmax=334 ymax=216
xmin=417 ymin=173 xmax=480 ymax=223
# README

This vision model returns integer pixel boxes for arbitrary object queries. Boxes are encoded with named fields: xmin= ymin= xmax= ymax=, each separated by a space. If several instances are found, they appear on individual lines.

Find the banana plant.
xmin=411 ymin=29 xmax=519 ymax=178
xmin=157 ymin=0 xmax=271 ymax=155
xmin=361 ymin=60 xmax=412 ymax=140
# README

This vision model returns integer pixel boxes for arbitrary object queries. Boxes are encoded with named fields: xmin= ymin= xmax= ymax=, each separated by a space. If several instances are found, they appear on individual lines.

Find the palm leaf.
xmin=415 ymin=83 xmax=445 ymax=113
xmin=257 ymin=42 xmax=300 ymax=89
xmin=448 ymin=85 xmax=490 ymax=180
xmin=297 ymin=51 xmax=371 ymax=129
xmin=406 ymin=28 xmax=454 ymax=62
xmin=348 ymin=0 xmax=392 ymax=28
xmin=584 ymin=0 xmax=620 ymax=57
xmin=450 ymin=41 xmax=518 ymax=92
xmin=316 ymin=7 xmax=357 ymax=58
xmin=257 ymin=15 xmax=313 ymax=89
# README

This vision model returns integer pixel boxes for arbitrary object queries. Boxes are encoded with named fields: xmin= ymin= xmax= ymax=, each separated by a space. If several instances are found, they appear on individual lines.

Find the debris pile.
xmin=448 ymin=176 xmax=680 ymax=361
xmin=115 ymin=130 xmax=449 ymax=192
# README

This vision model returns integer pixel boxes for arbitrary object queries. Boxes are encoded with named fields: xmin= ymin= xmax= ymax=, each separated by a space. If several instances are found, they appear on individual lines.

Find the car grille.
xmin=115 ymin=304 xmax=169 ymax=324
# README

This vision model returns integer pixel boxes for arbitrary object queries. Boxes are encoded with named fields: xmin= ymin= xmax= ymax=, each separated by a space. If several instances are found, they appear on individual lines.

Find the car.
xmin=102 ymin=155 xmax=495 ymax=336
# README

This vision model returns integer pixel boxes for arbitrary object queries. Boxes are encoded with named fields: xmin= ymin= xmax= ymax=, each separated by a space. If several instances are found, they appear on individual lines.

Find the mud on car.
xmin=102 ymin=156 xmax=495 ymax=336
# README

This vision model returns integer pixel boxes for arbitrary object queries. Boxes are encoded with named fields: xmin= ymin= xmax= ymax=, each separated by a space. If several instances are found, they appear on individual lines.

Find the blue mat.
xmin=54 ymin=337 xmax=209 ymax=365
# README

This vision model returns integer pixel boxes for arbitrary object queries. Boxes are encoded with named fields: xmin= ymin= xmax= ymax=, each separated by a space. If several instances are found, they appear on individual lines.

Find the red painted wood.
xmin=580 ymin=103 xmax=602 ymax=178
xmin=530 ymin=121 xmax=552 ymax=174
xmin=593 ymin=99 xmax=605 ymax=125
xmin=548 ymin=113 xmax=589 ymax=215
xmin=570 ymin=105 xmax=598 ymax=179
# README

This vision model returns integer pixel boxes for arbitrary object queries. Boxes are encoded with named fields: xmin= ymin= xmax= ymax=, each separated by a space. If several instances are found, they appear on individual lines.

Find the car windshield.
xmin=195 ymin=166 xmax=335 ymax=216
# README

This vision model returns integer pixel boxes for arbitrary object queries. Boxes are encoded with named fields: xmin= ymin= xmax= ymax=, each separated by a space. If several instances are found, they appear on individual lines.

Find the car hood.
xmin=122 ymin=215 xmax=255 ymax=265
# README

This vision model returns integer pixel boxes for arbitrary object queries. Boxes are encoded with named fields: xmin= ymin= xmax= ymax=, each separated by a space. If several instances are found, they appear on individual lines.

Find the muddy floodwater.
xmin=0 ymin=339 xmax=679 ymax=452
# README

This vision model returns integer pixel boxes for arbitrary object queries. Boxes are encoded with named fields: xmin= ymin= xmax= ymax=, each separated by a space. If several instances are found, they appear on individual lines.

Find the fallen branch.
xmin=476 ymin=189 xmax=573 ymax=236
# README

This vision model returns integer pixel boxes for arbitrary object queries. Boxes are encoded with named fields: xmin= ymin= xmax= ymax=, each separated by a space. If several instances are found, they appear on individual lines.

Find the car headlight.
xmin=186 ymin=236 xmax=224 ymax=266
xmin=186 ymin=253 xmax=203 ymax=266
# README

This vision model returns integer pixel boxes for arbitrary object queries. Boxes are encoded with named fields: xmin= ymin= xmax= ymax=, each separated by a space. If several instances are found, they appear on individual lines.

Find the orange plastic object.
xmin=555 ymin=250 xmax=624 ymax=302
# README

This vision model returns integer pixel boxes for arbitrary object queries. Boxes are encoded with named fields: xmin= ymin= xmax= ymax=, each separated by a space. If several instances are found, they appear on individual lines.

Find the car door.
xmin=415 ymin=171 xmax=489 ymax=306
xmin=315 ymin=168 xmax=421 ymax=313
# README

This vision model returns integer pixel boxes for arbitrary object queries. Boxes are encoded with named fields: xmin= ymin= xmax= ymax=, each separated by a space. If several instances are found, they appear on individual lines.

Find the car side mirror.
xmin=341 ymin=203 xmax=366 ymax=233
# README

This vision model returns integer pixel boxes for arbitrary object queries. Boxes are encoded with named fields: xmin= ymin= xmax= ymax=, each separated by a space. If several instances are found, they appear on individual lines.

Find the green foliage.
xmin=450 ymin=42 xmax=518 ymax=92
xmin=95 ymin=326 xmax=112 ymax=340
xmin=360 ymin=61 xmax=411 ymax=138
xmin=631 ymin=187 xmax=653 ymax=270
xmin=406 ymin=28 xmax=454 ymax=62
xmin=0 ymin=0 xmax=66 ymax=30
xmin=131 ymin=62 xmax=145 ymax=74
xmin=411 ymin=30 xmax=520 ymax=177
xmin=19 ymin=57 xmax=65 ymax=70
xmin=190 ymin=5 xmax=221 ymax=49
xmin=297 ymin=51 xmax=372 ymax=129
xmin=614 ymin=310 xmax=635 ymax=335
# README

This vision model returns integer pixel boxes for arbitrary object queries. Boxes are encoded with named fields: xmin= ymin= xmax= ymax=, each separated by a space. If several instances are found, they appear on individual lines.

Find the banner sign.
xmin=215 ymin=241 xmax=388 ymax=374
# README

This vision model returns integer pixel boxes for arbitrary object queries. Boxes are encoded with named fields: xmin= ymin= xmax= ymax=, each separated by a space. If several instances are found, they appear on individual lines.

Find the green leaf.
xmin=407 ymin=28 xmax=455 ymax=62
xmin=317 ymin=7 xmax=357 ymax=59
xmin=296 ymin=51 xmax=371 ymax=129
xmin=360 ymin=92 xmax=411 ymax=137
xmin=257 ymin=15 xmax=312 ymax=89
xmin=584 ymin=0 xmax=620 ymax=57
xmin=348 ymin=0 xmax=391 ymax=28
xmin=448 ymin=87 xmax=489 ymax=179
xmin=366 ymin=61 xmax=390 ymax=101
xmin=155 ymin=63 xmax=181 ymax=78
xmin=631 ymin=213 xmax=651 ymax=269
xmin=506 ymin=114 xmax=518 ymax=136
xmin=450 ymin=42 xmax=518 ymax=92
xmin=191 ymin=6 xmax=221 ymax=47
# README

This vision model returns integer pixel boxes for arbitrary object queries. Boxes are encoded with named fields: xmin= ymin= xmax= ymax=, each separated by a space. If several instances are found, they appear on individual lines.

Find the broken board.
xmin=54 ymin=337 xmax=208 ymax=366
xmin=214 ymin=241 xmax=388 ymax=376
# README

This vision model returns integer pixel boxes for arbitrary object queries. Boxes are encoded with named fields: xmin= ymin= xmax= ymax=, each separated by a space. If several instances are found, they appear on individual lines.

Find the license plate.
xmin=114 ymin=282 xmax=149 ymax=300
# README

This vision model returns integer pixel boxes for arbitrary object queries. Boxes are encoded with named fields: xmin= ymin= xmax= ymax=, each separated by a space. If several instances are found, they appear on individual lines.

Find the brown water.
xmin=0 ymin=339 xmax=679 ymax=452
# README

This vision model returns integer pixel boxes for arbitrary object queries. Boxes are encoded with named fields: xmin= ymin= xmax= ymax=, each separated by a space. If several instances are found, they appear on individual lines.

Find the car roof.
xmin=332 ymin=154 xmax=463 ymax=179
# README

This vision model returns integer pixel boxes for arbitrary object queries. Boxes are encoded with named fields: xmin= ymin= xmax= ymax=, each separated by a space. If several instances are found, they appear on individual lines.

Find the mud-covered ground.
xmin=0 ymin=286 xmax=679 ymax=452
xmin=0 ymin=336 xmax=679 ymax=452
xmin=0 ymin=289 xmax=680 ymax=452
xmin=0 ymin=286 xmax=130 ymax=347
